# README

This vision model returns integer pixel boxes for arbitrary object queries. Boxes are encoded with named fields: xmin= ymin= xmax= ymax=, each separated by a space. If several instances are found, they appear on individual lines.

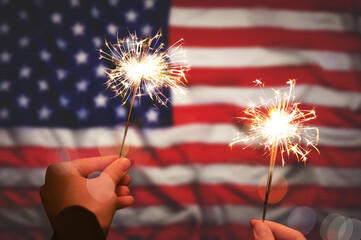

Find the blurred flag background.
xmin=1 ymin=0 xmax=361 ymax=239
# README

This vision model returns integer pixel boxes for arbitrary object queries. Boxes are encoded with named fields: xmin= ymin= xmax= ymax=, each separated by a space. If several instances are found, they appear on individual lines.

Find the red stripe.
xmin=170 ymin=28 xmax=361 ymax=52
xmin=184 ymin=66 xmax=361 ymax=92
xmin=171 ymin=0 xmax=355 ymax=12
xmin=0 ymin=143 xmax=359 ymax=168
xmin=0 ymin=231 xmax=49 ymax=240
xmin=173 ymin=105 xmax=361 ymax=129
xmin=1 ymin=184 xmax=359 ymax=210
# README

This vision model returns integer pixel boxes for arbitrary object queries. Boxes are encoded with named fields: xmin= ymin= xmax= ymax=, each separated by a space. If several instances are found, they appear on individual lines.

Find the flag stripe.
xmin=170 ymin=8 xmax=354 ymax=32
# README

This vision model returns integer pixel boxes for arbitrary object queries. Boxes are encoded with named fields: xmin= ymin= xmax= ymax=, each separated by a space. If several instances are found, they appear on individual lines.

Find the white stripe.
xmin=1 ymin=165 xmax=360 ymax=187
xmin=1 ymin=124 xmax=361 ymax=148
xmin=170 ymin=8 xmax=354 ymax=32
xmin=172 ymin=85 xmax=361 ymax=111
xmin=181 ymin=47 xmax=361 ymax=71
xmin=1 ymin=205 xmax=360 ymax=228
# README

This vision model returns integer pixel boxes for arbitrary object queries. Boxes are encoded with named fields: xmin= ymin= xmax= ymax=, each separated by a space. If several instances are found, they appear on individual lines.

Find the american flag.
xmin=1 ymin=0 xmax=361 ymax=239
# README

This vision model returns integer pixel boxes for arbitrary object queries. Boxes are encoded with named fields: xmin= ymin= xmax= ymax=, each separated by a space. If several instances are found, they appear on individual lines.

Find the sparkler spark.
xmin=229 ymin=79 xmax=319 ymax=220
xmin=100 ymin=31 xmax=189 ymax=156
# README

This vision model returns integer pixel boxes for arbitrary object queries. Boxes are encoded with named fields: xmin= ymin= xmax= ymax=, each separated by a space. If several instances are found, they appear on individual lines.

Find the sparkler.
xmin=229 ymin=79 xmax=319 ymax=221
xmin=100 ymin=31 xmax=188 ymax=157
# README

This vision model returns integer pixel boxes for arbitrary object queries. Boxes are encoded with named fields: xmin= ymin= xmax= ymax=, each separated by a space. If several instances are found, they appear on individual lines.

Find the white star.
xmin=19 ymin=66 xmax=32 ymax=78
xmin=144 ymin=0 xmax=155 ymax=9
xmin=76 ymin=79 xmax=88 ymax=92
xmin=141 ymin=24 xmax=152 ymax=36
xmin=0 ymin=51 xmax=11 ymax=63
xmin=77 ymin=107 xmax=88 ymax=120
xmin=91 ymin=6 xmax=100 ymax=18
xmin=70 ymin=0 xmax=80 ymax=7
xmin=0 ymin=22 xmax=9 ymax=34
xmin=72 ymin=22 xmax=85 ymax=36
xmin=56 ymin=69 xmax=67 ymax=80
xmin=19 ymin=11 xmax=28 ymax=20
xmin=19 ymin=36 xmax=30 ymax=47
xmin=107 ymin=23 xmax=118 ymax=36
xmin=115 ymin=107 xmax=126 ymax=118
xmin=38 ymin=80 xmax=48 ymax=91
xmin=108 ymin=0 xmax=118 ymax=6
xmin=93 ymin=37 xmax=102 ymax=48
xmin=39 ymin=49 xmax=51 ymax=62
xmin=74 ymin=50 xmax=88 ymax=65
xmin=51 ymin=12 xmax=62 ymax=24
xmin=93 ymin=93 xmax=108 ymax=108
xmin=95 ymin=64 xmax=106 ymax=77
xmin=56 ymin=38 xmax=67 ymax=49
xmin=38 ymin=106 xmax=52 ymax=120
xmin=145 ymin=109 xmax=159 ymax=123
xmin=18 ymin=95 xmax=30 ymax=108
xmin=0 ymin=108 xmax=9 ymax=120
xmin=125 ymin=9 xmax=138 ymax=22
xmin=59 ymin=95 xmax=69 ymax=107
xmin=0 ymin=80 xmax=10 ymax=91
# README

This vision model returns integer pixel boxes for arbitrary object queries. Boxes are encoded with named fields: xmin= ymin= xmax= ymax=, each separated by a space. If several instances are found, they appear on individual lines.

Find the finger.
xmin=253 ymin=221 xmax=275 ymax=240
xmin=116 ymin=195 xmax=134 ymax=209
xmin=251 ymin=219 xmax=306 ymax=240
xmin=72 ymin=155 xmax=118 ymax=177
xmin=119 ymin=174 xmax=131 ymax=186
xmin=116 ymin=185 xmax=130 ymax=196
xmin=102 ymin=158 xmax=131 ymax=185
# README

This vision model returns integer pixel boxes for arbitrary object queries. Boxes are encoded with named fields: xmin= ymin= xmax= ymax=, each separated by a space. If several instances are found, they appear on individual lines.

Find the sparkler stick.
xmin=100 ymin=31 xmax=188 ymax=157
xmin=230 ymin=80 xmax=319 ymax=221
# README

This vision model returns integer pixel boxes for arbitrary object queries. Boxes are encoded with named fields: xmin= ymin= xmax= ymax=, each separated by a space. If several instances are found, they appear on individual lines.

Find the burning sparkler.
xmin=229 ymin=79 xmax=319 ymax=221
xmin=100 ymin=31 xmax=188 ymax=156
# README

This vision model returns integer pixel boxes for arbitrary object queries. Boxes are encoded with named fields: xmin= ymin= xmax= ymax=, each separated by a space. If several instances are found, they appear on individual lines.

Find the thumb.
xmin=102 ymin=158 xmax=131 ymax=185
xmin=253 ymin=221 xmax=275 ymax=240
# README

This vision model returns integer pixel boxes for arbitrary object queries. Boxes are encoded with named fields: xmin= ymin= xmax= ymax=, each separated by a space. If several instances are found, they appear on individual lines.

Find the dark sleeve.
xmin=51 ymin=206 xmax=106 ymax=240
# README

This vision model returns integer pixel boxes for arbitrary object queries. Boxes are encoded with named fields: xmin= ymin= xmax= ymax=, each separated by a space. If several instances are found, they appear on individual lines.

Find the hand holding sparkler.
xmin=230 ymin=80 xmax=319 ymax=221
xmin=100 ymin=31 xmax=188 ymax=157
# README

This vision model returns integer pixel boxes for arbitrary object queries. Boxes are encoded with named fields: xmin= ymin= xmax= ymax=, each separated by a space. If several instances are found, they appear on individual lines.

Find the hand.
xmin=250 ymin=218 xmax=306 ymax=240
xmin=40 ymin=155 xmax=134 ymax=235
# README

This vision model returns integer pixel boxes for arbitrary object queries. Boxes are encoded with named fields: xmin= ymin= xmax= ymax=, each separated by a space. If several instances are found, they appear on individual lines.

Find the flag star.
xmin=0 ymin=23 xmax=9 ymax=34
xmin=74 ymin=50 xmax=88 ymax=65
xmin=144 ymin=0 xmax=155 ymax=9
xmin=125 ymin=9 xmax=138 ymax=22
xmin=38 ymin=106 xmax=52 ymax=120
xmin=95 ymin=64 xmax=106 ymax=77
xmin=115 ymin=106 xmax=126 ymax=118
xmin=72 ymin=22 xmax=85 ymax=36
xmin=59 ymin=95 xmax=69 ymax=107
xmin=70 ymin=0 xmax=80 ymax=7
xmin=76 ymin=107 xmax=89 ymax=120
xmin=56 ymin=38 xmax=67 ymax=49
xmin=0 ymin=108 xmax=9 ymax=120
xmin=107 ymin=23 xmax=118 ymax=36
xmin=141 ymin=24 xmax=152 ymax=36
xmin=0 ymin=80 xmax=10 ymax=91
xmin=18 ymin=94 xmax=30 ymax=108
xmin=91 ymin=6 xmax=100 ymax=18
xmin=38 ymin=80 xmax=49 ymax=91
xmin=51 ymin=12 xmax=62 ymax=24
xmin=93 ymin=37 xmax=102 ymax=48
xmin=39 ymin=49 xmax=51 ymax=62
xmin=76 ymin=79 xmax=88 ymax=92
xmin=108 ymin=0 xmax=118 ymax=6
xmin=0 ymin=51 xmax=11 ymax=63
xmin=145 ymin=109 xmax=159 ymax=123
xmin=19 ymin=36 xmax=30 ymax=48
xmin=19 ymin=11 xmax=28 ymax=20
xmin=93 ymin=93 xmax=108 ymax=108
xmin=19 ymin=66 xmax=32 ymax=78
xmin=56 ymin=69 xmax=67 ymax=80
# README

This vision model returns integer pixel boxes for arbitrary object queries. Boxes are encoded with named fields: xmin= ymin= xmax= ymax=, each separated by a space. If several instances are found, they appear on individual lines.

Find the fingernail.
xmin=122 ymin=158 xmax=131 ymax=170
xmin=250 ymin=218 xmax=259 ymax=228
xmin=254 ymin=222 xmax=271 ymax=238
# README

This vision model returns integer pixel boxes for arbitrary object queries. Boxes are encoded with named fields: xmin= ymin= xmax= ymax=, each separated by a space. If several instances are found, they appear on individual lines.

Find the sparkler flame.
xmin=230 ymin=79 xmax=319 ymax=165
xmin=99 ymin=30 xmax=188 ymax=105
